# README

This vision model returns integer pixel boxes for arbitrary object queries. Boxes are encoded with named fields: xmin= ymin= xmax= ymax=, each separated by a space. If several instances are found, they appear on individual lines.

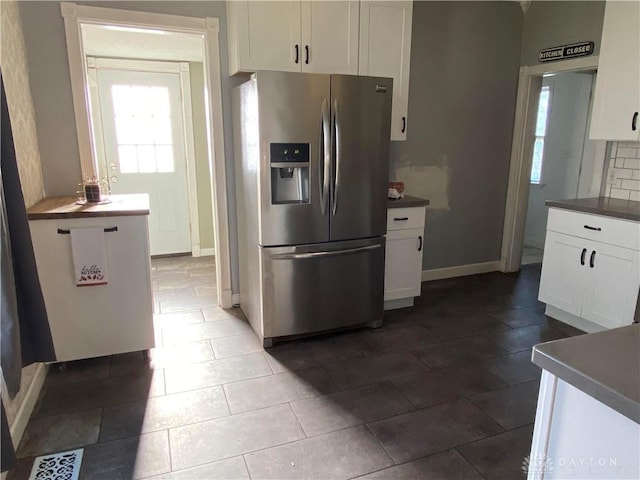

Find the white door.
xmin=538 ymin=231 xmax=587 ymax=317
xmin=301 ymin=1 xmax=359 ymax=74
xmin=581 ymin=242 xmax=640 ymax=329
xmin=237 ymin=1 xmax=302 ymax=72
xmin=97 ymin=69 xmax=191 ymax=255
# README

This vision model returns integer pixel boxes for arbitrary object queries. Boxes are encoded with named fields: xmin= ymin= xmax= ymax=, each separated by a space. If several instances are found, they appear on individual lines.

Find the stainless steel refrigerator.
xmin=233 ymin=71 xmax=392 ymax=346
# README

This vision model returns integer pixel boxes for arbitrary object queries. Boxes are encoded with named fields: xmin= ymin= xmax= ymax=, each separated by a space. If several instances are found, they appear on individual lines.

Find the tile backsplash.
xmin=605 ymin=141 xmax=640 ymax=202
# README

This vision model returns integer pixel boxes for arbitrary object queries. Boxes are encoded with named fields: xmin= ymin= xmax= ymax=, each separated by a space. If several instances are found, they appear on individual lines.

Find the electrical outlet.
xmin=607 ymin=168 xmax=619 ymax=185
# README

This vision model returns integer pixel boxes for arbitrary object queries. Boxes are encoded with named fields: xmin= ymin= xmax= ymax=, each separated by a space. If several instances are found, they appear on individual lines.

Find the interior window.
xmin=530 ymin=85 xmax=551 ymax=184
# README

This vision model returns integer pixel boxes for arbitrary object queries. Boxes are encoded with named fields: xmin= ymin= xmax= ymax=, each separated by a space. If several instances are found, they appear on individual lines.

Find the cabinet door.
xmin=359 ymin=1 xmax=413 ymax=140
xmin=539 ymin=231 xmax=588 ymax=317
xmin=384 ymin=228 xmax=424 ymax=301
xmin=589 ymin=0 xmax=640 ymax=140
xmin=301 ymin=1 xmax=359 ymax=74
xmin=232 ymin=1 xmax=302 ymax=73
xmin=581 ymin=243 xmax=640 ymax=329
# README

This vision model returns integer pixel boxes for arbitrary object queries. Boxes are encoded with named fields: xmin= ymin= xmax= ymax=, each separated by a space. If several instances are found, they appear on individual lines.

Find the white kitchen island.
xmin=28 ymin=194 xmax=154 ymax=362
xmin=528 ymin=325 xmax=640 ymax=479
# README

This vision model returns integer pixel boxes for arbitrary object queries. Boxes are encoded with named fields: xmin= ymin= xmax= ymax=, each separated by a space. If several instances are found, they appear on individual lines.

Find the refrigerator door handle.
xmin=319 ymin=99 xmax=330 ymax=216
xmin=269 ymin=244 xmax=381 ymax=260
xmin=332 ymin=98 xmax=341 ymax=216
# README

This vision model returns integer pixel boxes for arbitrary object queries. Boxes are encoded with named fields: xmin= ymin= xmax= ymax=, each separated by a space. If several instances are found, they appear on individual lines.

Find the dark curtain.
xmin=1 ymin=73 xmax=56 ymax=472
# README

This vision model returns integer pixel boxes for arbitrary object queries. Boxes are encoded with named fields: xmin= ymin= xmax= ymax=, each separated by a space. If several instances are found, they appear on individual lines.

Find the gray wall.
xmin=19 ymin=1 xmax=245 ymax=291
xmin=390 ymin=1 xmax=523 ymax=270
xmin=521 ymin=1 xmax=605 ymax=66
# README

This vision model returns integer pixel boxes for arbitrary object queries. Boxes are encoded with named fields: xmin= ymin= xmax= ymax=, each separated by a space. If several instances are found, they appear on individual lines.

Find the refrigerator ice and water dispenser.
xmin=270 ymin=143 xmax=310 ymax=204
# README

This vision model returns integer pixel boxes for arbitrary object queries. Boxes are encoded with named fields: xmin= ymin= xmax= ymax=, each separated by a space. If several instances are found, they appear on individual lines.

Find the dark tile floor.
xmin=9 ymin=258 xmax=584 ymax=480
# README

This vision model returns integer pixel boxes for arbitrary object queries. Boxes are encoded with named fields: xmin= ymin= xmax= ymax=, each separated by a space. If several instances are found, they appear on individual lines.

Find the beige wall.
xmin=0 ymin=0 xmax=46 ymax=430
xmin=190 ymin=62 xmax=215 ymax=251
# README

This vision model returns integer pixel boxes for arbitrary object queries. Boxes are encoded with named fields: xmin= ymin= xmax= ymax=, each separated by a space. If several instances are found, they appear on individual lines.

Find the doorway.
xmin=521 ymin=71 xmax=597 ymax=265
xmin=500 ymin=56 xmax=606 ymax=272
xmin=82 ymin=26 xmax=208 ymax=257
xmin=62 ymin=3 xmax=234 ymax=307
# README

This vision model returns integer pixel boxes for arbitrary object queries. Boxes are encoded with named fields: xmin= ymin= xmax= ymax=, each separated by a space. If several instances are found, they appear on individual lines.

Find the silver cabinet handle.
xmin=319 ymin=99 xmax=330 ymax=216
xmin=332 ymin=98 xmax=341 ymax=216
xmin=270 ymin=244 xmax=381 ymax=260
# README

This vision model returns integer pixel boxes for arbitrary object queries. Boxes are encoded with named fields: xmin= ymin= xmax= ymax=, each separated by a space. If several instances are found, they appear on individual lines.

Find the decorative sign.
xmin=538 ymin=41 xmax=595 ymax=63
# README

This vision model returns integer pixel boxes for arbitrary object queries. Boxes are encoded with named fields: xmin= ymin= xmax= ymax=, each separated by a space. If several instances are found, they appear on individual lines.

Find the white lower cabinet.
xmin=529 ymin=371 xmax=640 ymax=480
xmin=539 ymin=208 xmax=640 ymax=331
xmin=384 ymin=206 xmax=426 ymax=309
xmin=29 ymin=214 xmax=155 ymax=362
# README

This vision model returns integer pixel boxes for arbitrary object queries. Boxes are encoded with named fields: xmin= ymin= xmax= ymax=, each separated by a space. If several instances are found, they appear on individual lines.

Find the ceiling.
xmin=81 ymin=24 xmax=204 ymax=62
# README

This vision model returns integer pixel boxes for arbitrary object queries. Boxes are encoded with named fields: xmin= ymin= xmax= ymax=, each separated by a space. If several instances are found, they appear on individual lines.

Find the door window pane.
xmin=111 ymin=84 xmax=175 ymax=174
xmin=118 ymin=145 xmax=138 ymax=173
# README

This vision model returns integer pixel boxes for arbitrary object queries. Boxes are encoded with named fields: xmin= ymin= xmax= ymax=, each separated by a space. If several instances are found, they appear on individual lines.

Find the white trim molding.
xmin=500 ymin=56 xmax=600 ymax=273
xmin=9 ymin=363 xmax=48 ymax=448
xmin=60 ymin=2 xmax=232 ymax=310
xmin=421 ymin=261 xmax=502 ymax=282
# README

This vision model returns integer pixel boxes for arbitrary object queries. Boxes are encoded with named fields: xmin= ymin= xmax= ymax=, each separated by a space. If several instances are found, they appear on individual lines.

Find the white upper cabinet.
xmin=589 ymin=0 xmax=640 ymax=140
xmin=301 ymin=2 xmax=359 ymax=74
xmin=359 ymin=1 xmax=413 ymax=141
xmin=227 ymin=1 xmax=358 ymax=75
xmin=227 ymin=1 xmax=301 ymax=73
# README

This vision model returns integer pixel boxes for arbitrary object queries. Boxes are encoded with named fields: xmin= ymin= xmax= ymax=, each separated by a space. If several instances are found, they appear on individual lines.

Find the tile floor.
xmin=8 ymin=257 xmax=584 ymax=480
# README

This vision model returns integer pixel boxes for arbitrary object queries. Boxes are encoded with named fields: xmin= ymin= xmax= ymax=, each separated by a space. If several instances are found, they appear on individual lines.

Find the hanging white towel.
xmin=69 ymin=227 xmax=109 ymax=287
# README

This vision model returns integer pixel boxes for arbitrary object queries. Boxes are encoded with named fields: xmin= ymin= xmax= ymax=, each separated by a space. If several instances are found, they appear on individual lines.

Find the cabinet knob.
xmin=633 ymin=112 xmax=638 ymax=132
xmin=305 ymin=45 xmax=309 ymax=64
xmin=294 ymin=44 xmax=299 ymax=64
xmin=418 ymin=235 xmax=422 ymax=252
xmin=401 ymin=116 xmax=406 ymax=134
xmin=580 ymin=248 xmax=586 ymax=266
xmin=590 ymin=250 xmax=596 ymax=268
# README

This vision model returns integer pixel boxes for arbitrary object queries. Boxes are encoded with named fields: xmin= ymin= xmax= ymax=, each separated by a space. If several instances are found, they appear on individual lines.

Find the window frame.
xmin=530 ymin=82 xmax=553 ymax=186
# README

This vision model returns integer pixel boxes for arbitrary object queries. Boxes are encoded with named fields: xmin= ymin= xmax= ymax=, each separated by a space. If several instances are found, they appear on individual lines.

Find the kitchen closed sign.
xmin=539 ymin=41 xmax=594 ymax=63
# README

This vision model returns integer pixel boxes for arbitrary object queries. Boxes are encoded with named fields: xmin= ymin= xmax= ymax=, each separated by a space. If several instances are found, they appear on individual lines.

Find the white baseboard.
xmin=220 ymin=289 xmax=233 ymax=309
xmin=199 ymin=248 xmax=215 ymax=257
xmin=10 ymin=362 xmax=48 ymax=446
xmin=232 ymin=293 xmax=240 ymax=306
xmin=421 ymin=260 xmax=502 ymax=282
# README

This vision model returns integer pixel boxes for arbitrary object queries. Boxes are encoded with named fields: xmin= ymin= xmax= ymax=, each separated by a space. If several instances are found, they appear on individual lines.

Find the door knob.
xmin=111 ymin=176 xmax=118 ymax=183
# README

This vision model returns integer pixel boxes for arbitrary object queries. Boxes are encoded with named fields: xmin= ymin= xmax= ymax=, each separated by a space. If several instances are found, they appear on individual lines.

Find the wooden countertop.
xmin=28 ymin=194 xmax=150 ymax=220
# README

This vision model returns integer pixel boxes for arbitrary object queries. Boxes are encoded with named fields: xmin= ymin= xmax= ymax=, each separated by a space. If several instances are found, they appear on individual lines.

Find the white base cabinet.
xmin=29 ymin=215 xmax=155 ymax=362
xmin=384 ymin=206 xmax=426 ymax=309
xmin=528 ymin=371 xmax=640 ymax=480
xmin=539 ymin=208 xmax=640 ymax=331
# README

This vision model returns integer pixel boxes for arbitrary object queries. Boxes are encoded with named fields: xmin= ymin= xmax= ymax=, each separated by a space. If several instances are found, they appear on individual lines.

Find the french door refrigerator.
xmin=233 ymin=71 xmax=392 ymax=346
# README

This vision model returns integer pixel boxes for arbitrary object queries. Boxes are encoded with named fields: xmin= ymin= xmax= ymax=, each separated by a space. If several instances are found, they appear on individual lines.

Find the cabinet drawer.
xmin=387 ymin=207 xmax=426 ymax=231
xmin=547 ymin=208 xmax=640 ymax=251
